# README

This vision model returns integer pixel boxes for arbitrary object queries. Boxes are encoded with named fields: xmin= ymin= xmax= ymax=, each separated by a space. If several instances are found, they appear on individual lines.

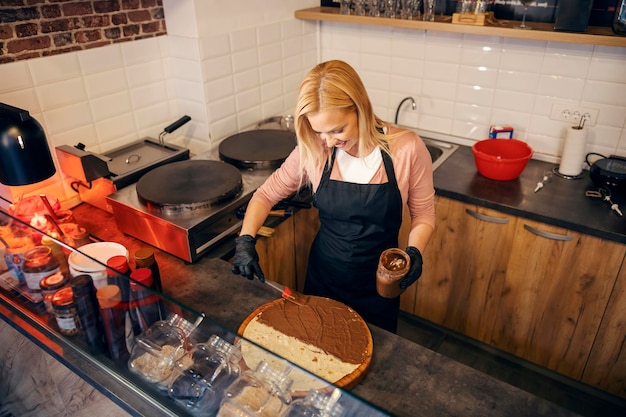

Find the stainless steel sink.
xmin=422 ymin=137 xmax=459 ymax=171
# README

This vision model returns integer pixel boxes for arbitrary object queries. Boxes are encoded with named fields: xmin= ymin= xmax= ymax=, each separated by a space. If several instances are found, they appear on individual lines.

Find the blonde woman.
xmin=232 ymin=60 xmax=435 ymax=333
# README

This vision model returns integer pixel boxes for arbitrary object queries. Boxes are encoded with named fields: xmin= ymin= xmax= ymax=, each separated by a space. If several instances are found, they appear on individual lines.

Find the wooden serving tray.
xmin=238 ymin=297 xmax=373 ymax=391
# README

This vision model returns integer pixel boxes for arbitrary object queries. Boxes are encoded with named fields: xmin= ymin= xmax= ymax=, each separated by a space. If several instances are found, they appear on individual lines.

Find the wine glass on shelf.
xmin=517 ymin=0 xmax=535 ymax=30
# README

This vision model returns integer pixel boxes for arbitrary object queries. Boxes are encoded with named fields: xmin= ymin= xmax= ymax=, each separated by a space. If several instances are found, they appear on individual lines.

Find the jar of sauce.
xmin=23 ymin=246 xmax=60 ymax=292
xmin=51 ymin=287 xmax=81 ymax=336
xmin=40 ymin=271 xmax=70 ymax=315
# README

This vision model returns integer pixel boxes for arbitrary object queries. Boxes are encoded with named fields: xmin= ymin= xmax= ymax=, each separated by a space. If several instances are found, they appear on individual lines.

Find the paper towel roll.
xmin=558 ymin=126 xmax=588 ymax=177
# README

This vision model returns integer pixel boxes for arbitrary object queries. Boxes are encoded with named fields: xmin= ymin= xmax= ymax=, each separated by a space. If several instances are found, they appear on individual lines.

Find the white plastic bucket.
xmin=68 ymin=242 xmax=129 ymax=289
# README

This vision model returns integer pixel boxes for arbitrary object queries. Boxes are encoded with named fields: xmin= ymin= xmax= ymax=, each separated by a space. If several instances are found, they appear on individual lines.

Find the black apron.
xmin=304 ymin=148 xmax=403 ymax=332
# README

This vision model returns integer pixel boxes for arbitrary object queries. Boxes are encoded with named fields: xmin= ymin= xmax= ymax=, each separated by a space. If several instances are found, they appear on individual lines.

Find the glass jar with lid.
xmin=217 ymin=361 xmax=293 ymax=417
xmin=40 ymin=271 xmax=70 ymax=315
xmin=23 ymin=246 xmax=60 ymax=292
xmin=128 ymin=319 xmax=189 ymax=390
xmin=281 ymin=389 xmax=345 ymax=417
xmin=51 ymin=287 xmax=81 ymax=336
xmin=168 ymin=334 xmax=242 ymax=414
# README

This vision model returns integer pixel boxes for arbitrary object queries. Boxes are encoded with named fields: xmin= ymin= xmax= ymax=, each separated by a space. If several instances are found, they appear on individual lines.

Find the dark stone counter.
xmin=434 ymin=146 xmax=626 ymax=244
xmin=63 ymin=204 xmax=581 ymax=417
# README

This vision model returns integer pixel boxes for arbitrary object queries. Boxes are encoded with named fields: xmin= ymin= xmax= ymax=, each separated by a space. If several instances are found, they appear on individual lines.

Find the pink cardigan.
xmin=249 ymin=128 xmax=436 ymax=231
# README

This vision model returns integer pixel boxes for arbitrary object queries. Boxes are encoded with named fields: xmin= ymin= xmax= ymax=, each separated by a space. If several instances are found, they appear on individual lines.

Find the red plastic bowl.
xmin=472 ymin=139 xmax=533 ymax=181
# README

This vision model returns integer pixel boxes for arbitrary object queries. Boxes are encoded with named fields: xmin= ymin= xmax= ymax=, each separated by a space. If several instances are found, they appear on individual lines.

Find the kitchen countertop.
xmin=433 ymin=145 xmax=626 ymax=244
xmin=2 ymin=142 xmax=619 ymax=417
xmin=21 ymin=203 xmax=576 ymax=417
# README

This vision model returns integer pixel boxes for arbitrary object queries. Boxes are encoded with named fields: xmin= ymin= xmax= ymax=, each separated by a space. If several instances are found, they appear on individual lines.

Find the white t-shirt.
xmin=335 ymin=147 xmax=382 ymax=184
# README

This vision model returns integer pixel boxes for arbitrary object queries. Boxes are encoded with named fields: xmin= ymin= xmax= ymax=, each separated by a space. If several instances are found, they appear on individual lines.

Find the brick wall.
xmin=0 ymin=0 xmax=166 ymax=63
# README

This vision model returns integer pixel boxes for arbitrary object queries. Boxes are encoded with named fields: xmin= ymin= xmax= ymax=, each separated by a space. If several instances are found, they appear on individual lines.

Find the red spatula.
xmin=264 ymin=280 xmax=310 ymax=306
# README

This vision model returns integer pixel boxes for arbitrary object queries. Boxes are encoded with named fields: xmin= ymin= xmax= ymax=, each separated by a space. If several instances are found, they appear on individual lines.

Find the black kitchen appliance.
xmin=106 ymin=129 xmax=297 ymax=263
xmin=588 ymin=154 xmax=626 ymax=197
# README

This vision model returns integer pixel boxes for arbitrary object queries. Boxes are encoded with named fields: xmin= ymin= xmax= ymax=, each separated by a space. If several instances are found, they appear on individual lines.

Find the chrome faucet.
xmin=394 ymin=96 xmax=416 ymax=125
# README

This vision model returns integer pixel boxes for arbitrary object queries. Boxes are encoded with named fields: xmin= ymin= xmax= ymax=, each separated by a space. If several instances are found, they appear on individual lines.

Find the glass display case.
xmin=0 ymin=207 xmax=391 ymax=417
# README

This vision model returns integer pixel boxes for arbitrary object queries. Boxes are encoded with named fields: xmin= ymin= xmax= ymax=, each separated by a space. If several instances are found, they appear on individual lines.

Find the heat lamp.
xmin=0 ymin=102 xmax=56 ymax=186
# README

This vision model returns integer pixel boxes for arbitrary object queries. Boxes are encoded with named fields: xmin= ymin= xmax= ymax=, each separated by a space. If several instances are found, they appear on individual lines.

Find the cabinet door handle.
xmin=465 ymin=208 xmax=510 ymax=224
xmin=523 ymin=224 xmax=573 ymax=241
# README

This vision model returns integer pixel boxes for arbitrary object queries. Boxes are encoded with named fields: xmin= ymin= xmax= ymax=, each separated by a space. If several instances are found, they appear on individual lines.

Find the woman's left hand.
xmin=400 ymin=246 xmax=423 ymax=289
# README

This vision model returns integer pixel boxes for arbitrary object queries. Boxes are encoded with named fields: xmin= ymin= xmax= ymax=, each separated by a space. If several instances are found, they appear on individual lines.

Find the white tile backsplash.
xmin=28 ymin=52 xmax=82 ymax=85
xmin=121 ymin=37 xmax=163 ymax=66
xmin=84 ymin=69 xmax=129 ymax=98
xmin=78 ymin=44 xmax=124 ymax=75
xmin=0 ymin=61 xmax=32 ymax=93
xmin=36 ymin=78 xmax=87 ymax=111
xmin=2 ymin=2 xmax=626 ymax=205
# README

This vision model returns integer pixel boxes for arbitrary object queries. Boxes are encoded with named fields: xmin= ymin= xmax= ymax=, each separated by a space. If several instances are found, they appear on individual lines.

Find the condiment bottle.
xmin=129 ymin=267 xmax=165 ymax=334
xmin=23 ymin=246 xmax=60 ymax=293
xmin=168 ymin=334 xmax=242 ymax=414
xmin=96 ymin=284 xmax=129 ymax=361
xmin=51 ymin=287 xmax=81 ymax=336
xmin=71 ymin=274 xmax=105 ymax=352
xmin=614 ymin=0 xmax=626 ymax=35
xmin=217 ymin=361 xmax=293 ymax=417
xmin=107 ymin=255 xmax=131 ymax=306
xmin=134 ymin=248 xmax=162 ymax=293
xmin=39 ymin=271 xmax=70 ymax=315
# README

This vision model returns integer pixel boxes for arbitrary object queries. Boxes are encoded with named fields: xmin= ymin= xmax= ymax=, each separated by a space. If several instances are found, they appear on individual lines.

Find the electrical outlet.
xmin=550 ymin=103 xmax=599 ymax=126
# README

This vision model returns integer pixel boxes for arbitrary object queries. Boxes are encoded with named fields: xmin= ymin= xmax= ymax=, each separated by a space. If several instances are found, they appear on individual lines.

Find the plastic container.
xmin=68 ymin=242 xmax=128 ymax=289
xmin=128 ymin=319 xmax=189 ymax=389
xmin=376 ymin=248 xmax=410 ymax=299
xmin=281 ymin=389 xmax=345 ymax=417
xmin=471 ymin=139 xmax=533 ymax=181
xmin=217 ymin=361 xmax=293 ymax=417
xmin=168 ymin=335 xmax=242 ymax=414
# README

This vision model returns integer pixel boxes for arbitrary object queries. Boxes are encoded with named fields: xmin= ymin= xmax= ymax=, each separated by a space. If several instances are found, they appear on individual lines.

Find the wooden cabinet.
xmin=256 ymin=206 xmax=319 ymax=290
xmin=582 ymin=259 xmax=626 ymax=398
xmin=401 ymin=196 xmax=516 ymax=344
xmin=491 ymin=218 xmax=625 ymax=380
xmin=402 ymin=195 xmax=626 ymax=392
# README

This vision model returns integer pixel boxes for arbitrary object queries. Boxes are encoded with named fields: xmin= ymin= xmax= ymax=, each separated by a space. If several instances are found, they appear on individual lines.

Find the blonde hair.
xmin=295 ymin=60 xmax=391 ymax=183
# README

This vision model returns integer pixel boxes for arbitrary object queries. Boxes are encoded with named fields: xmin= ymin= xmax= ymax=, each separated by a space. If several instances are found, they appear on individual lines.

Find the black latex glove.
xmin=231 ymin=234 xmax=265 ymax=282
xmin=400 ymin=246 xmax=423 ymax=289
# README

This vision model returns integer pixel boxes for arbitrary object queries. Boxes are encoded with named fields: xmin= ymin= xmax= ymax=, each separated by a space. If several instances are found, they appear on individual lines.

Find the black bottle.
xmin=95 ymin=284 xmax=129 ymax=361
xmin=70 ymin=274 xmax=105 ymax=353
xmin=614 ymin=0 xmax=626 ymax=35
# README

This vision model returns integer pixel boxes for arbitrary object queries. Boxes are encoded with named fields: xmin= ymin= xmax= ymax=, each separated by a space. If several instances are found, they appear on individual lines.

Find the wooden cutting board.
xmin=238 ymin=297 xmax=373 ymax=392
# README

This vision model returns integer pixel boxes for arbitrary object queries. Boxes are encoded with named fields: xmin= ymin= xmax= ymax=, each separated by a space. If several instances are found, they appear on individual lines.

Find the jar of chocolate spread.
xmin=376 ymin=248 xmax=410 ymax=299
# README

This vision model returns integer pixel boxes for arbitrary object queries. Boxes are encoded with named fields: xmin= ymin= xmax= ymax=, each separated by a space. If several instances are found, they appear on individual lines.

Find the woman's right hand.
xmin=231 ymin=234 xmax=265 ymax=282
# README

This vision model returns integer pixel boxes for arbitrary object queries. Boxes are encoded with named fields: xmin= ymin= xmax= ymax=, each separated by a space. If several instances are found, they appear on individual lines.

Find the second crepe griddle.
xmin=219 ymin=129 xmax=296 ymax=170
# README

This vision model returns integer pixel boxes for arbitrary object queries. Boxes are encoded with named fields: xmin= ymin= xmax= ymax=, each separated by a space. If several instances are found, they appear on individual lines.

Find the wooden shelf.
xmin=295 ymin=7 xmax=626 ymax=48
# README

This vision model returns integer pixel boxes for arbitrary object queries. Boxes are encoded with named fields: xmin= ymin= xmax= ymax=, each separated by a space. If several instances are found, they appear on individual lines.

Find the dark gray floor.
xmin=397 ymin=312 xmax=626 ymax=417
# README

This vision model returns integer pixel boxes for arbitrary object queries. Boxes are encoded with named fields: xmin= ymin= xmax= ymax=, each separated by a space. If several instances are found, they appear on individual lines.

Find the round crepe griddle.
xmin=136 ymin=160 xmax=242 ymax=214
xmin=219 ymin=129 xmax=296 ymax=170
